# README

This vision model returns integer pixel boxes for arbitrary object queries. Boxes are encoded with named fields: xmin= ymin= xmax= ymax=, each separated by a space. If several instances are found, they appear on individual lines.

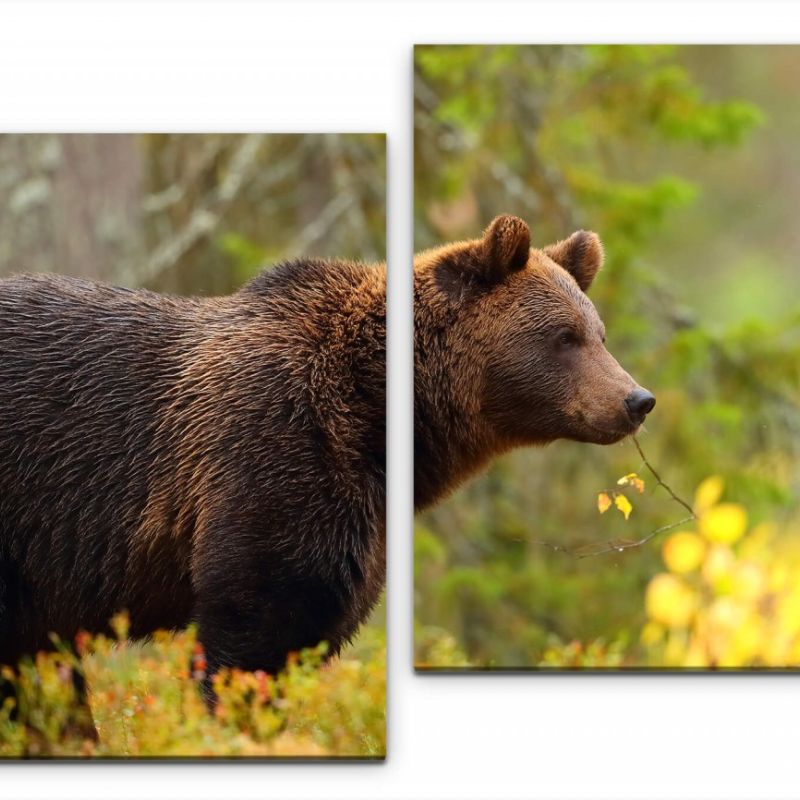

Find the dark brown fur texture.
xmin=0 ymin=258 xmax=385 ymax=687
xmin=414 ymin=215 xmax=654 ymax=510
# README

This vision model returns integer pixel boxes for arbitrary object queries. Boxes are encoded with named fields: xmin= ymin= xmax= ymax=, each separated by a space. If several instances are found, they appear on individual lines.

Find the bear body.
xmin=414 ymin=215 xmax=654 ymax=510
xmin=0 ymin=258 xmax=386 ymax=681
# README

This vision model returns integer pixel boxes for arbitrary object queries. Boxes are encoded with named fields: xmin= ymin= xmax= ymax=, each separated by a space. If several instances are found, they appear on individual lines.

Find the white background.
xmin=2 ymin=2 xmax=800 ymax=798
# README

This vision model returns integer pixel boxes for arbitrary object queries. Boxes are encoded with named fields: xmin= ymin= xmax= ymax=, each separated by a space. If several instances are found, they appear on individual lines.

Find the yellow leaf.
xmin=617 ymin=473 xmax=645 ymax=494
xmin=645 ymin=573 xmax=696 ymax=628
xmin=694 ymin=475 xmax=724 ymax=514
xmin=597 ymin=492 xmax=612 ymax=514
xmin=614 ymin=494 xmax=633 ymax=520
xmin=700 ymin=503 xmax=748 ymax=544
xmin=662 ymin=531 xmax=706 ymax=574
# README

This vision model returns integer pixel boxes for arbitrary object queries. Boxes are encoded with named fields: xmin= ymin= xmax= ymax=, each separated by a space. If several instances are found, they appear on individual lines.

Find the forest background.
xmin=414 ymin=45 xmax=800 ymax=670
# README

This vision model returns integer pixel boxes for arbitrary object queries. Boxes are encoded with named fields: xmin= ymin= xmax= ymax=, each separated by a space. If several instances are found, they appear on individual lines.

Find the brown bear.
xmin=414 ymin=214 xmax=655 ymax=510
xmin=0 ymin=258 xmax=386 ymax=695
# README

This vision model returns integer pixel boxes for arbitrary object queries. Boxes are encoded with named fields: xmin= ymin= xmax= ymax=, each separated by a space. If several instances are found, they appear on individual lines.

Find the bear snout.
xmin=624 ymin=387 xmax=656 ymax=424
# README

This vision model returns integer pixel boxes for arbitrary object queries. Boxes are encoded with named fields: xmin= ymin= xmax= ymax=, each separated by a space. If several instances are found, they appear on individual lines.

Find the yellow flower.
xmin=731 ymin=562 xmax=764 ymax=601
xmin=645 ymin=574 xmax=696 ymax=628
xmin=694 ymin=475 xmax=724 ymax=515
xmin=640 ymin=621 xmax=664 ymax=646
xmin=700 ymin=503 xmax=748 ymax=545
xmin=662 ymin=531 xmax=706 ymax=574
xmin=739 ymin=522 xmax=774 ymax=559
xmin=702 ymin=544 xmax=735 ymax=591
xmin=729 ymin=615 xmax=763 ymax=665
xmin=777 ymin=589 xmax=800 ymax=638
xmin=706 ymin=597 xmax=741 ymax=630
xmin=683 ymin=637 xmax=709 ymax=669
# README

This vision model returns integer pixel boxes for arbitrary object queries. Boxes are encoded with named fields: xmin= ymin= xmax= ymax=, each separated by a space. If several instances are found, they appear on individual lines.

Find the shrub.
xmin=0 ymin=618 xmax=385 ymax=758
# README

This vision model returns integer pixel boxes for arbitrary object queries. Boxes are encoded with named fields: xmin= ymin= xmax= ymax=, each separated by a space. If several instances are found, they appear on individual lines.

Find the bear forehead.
xmin=511 ymin=255 xmax=602 ymax=326
xmin=519 ymin=252 xmax=592 ymax=299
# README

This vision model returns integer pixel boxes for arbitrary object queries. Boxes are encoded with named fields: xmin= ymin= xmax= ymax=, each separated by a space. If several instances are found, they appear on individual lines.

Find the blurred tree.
xmin=0 ymin=135 xmax=143 ymax=281
xmin=0 ymin=133 xmax=386 ymax=294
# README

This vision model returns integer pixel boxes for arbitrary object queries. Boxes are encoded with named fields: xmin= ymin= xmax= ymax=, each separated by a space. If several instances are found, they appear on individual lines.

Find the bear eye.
xmin=554 ymin=327 xmax=579 ymax=349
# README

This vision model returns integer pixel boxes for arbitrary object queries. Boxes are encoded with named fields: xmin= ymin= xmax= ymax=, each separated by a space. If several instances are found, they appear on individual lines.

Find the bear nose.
xmin=625 ymin=388 xmax=656 ymax=421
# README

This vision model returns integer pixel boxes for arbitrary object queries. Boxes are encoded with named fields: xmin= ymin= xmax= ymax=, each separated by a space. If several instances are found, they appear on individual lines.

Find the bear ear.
xmin=544 ymin=230 xmax=604 ymax=292
xmin=475 ymin=215 xmax=531 ymax=284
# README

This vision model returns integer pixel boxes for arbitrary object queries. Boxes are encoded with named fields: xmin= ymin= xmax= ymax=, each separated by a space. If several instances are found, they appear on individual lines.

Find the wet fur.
xmin=0 ymin=259 xmax=386 ymax=682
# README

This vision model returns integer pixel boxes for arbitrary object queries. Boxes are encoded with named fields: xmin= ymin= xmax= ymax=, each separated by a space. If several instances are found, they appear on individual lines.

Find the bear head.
xmin=417 ymin=214 xmax=655 ymax=456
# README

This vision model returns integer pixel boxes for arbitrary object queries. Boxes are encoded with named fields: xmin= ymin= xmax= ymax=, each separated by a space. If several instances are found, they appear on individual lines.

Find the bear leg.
xmin=194 ymin=586 xmax=345 ymax=705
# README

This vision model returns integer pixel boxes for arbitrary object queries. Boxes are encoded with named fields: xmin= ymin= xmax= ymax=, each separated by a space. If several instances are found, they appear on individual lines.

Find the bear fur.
xmin=0 ymin=258 xmax=386 ymax=686
xmin=414 ymin=214 xmax=654 ymax=510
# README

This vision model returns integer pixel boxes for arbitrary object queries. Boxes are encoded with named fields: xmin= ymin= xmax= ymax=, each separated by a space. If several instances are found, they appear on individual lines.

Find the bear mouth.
xmin=577 ymin=416 xmax=640 ymax=445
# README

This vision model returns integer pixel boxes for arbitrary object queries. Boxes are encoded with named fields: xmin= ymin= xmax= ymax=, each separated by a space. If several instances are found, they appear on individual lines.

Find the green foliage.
xmin=217 ymin=231 xmax=269 ymax=285
xmin=1 ymin=617 xmax=385 ymax=758
xmin=415 ymin=45 xmax=800 ymax=668
xmin=415 ymin=627 xmax=471 ymax=670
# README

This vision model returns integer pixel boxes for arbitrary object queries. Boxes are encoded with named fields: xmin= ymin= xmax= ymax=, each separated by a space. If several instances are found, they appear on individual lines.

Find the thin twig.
xmin=632 ymin=435 xmax=695 ymax=517
xmin=528 ymin=539 xmax=571 ymax=555
xmin=572 ymin=516 xmax=697 ymax=559
xmin=531 ymin=437 xmax=697 ymax=558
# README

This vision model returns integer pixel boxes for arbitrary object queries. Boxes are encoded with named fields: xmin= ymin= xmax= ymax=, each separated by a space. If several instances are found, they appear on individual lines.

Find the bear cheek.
xmin=482 ymin=357 xmax=569 ymax=443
